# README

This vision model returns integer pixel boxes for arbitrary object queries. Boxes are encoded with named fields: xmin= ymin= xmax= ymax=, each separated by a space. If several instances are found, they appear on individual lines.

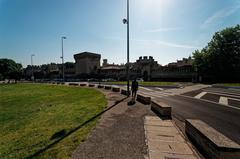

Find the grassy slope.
xmin=103 ymin=81 xmax=177 ymax=86
xmin=0 ymin=83 xmax=107 ymax=159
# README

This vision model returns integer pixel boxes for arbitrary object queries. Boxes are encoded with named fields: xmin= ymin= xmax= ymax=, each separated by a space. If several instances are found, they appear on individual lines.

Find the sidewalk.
xmin=72 ymin=90 xmax=198 ymax=159
xmin=72 ymin=90 xmax=153 ymax=159
xmin=144 ymin=116 xmax=198 ymax=159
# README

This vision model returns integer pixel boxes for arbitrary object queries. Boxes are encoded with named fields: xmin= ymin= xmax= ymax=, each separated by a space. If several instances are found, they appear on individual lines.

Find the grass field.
xmin=103 ymin=81 xmax=178 ymax=86
xmin=0 ymin=83 xmax=107 ymax=159
xmin=222 ymin=83 xmax=240 ymax=86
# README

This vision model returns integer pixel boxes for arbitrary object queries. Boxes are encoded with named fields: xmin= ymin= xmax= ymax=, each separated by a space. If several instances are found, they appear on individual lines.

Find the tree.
xmin=0 ymin=59 xmax=23 ymax=82
xmin=193 ymin=25 xmax=240 ymax=82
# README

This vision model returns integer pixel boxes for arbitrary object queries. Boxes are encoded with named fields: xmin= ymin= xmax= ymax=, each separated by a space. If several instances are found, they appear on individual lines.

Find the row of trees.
xmin=193 ymin=25 xmax=240 ymax=82
xmin=0 ymin=59 xmax=23 ymax=82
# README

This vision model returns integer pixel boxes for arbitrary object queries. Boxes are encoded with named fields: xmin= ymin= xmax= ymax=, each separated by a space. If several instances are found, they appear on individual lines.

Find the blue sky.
xmin=0 ymin=0 xmax=239 ymax=67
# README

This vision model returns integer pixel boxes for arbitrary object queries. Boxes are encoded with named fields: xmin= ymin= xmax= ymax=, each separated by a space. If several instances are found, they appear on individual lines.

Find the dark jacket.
xmin=132 ymin=80 xmax=138 ymax=91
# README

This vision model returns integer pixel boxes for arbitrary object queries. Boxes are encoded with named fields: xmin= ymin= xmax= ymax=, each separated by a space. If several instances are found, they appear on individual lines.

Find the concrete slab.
xmin=147 ymin=132 xmax=185 ymax=142
xmin=145 ymin=125 xmax=179 ymax=133
xmin=150 ymin=151 xmax=198 ymax=159
xmin=144 ymin=116 xmax=198 ymax=159
xmin=148 ymin=140 xmax=194 ymax=155
xmin=145 ymin=119 xmax=174 ymax=127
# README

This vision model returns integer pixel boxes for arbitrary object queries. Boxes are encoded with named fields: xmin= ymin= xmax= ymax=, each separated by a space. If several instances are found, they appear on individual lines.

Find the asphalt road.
xmin=116 ymin=84 xmax=240 ymax=145
xmin=161 ymin=95 xmax=240 ymax=144
xmin=90 ymin=83 xmax=240 ymax=145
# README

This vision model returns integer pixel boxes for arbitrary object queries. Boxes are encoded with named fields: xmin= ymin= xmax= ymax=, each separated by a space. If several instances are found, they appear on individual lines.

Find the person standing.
xmin=131 ymin=79 xmax=139 ymax=100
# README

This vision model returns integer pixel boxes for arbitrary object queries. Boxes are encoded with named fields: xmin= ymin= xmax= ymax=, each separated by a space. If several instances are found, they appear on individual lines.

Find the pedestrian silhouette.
xmin=131 ymin=79 xmax=138 ymax=101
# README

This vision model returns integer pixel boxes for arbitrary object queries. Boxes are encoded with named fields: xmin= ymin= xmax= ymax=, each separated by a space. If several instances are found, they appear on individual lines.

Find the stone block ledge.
xmin=137 ymin=94 xmax=151 ymax=105
xmin=185 ymin=119 xmax=240 ymax=159
xmin=69 ymin=83 xmax=79 ymax=86
xmin=97 ymin=85 xmax=104 ymax=88
xmin=112 ymin=87 xmax=120 ymax=92
xmin=104 ymin=85 xmax=112 ymax=90
xmin=151 ymin=100 xmax=171 ymax=118
xmin=88 ymin=84 xmax=95 ymax=87
xmin=121 ymin=89 xmax=130 ymax=96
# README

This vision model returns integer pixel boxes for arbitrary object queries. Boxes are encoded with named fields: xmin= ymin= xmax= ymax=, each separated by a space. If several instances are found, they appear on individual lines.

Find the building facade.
xmin=74 ymin=52 xmax=101 ymax=75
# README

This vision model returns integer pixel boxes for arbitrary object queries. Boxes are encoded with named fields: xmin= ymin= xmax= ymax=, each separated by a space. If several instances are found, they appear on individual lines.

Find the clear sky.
xmin=0 ymin=0 xmax=239 ymax=67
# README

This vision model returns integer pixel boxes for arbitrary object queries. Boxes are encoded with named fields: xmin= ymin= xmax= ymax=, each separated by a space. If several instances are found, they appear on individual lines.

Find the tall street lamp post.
xmin=123 ymin=0 xmax=130 ymax=96
xmin=31 ymin=54 xmax=35 ymax=81
xmin=61 ymin=36 xmax=67 ymax=82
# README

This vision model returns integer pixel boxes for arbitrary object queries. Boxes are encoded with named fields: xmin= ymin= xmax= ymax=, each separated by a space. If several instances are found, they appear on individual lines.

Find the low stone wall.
xmin=88 ymin=84 xmax=95 ymax=87
xmin=185 ymin=119 xmax=240 ymax=159
xmin=151 ymin=100 xmax=171 ymax=118
xmin=137 ymin=94 xmax=151 ymax=105
xmin=112 ymin=87 xmax=120 ymax=92
xmin=121 ymin=89 xmax=130 ymax=96
xmin=104 ymin=85 xmax=112 ymax=90
xmin=97 ymin=85 xmax=104 ymax=88
xmin=69 ymin=83 xmax=79 ymax=86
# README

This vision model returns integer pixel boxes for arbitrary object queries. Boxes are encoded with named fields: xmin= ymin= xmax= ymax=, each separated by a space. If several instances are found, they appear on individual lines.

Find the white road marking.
xmin=140 ymin=92 xmax=167 ymax=98
xmin=139 ymin=91 xmax=173 ymax=98
xmin=206 ymin=91 xmax=240 ymax=99
xmin=194 ymin=92 xmax=207 ymax=99
xmin=228 ymin=97 xmax=240 ymax=102
xmin=179 ymin=95 xmax=240 ymax=110
xmin=139 ymin=86 xmax=153 ymax=91
xmin=156 ymin=88 xmax=164 ymax=91
xmin=219 ymin=97 xmax=228 ymax=105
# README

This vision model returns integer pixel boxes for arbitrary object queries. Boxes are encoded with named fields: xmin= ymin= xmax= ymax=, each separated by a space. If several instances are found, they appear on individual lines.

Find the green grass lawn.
xmin=103 ymin=81 xmax=177 ymax=86
xmin=0 ymin=83 xmax=107 ymax=159
xmin=221 ymin=83 xmax=240 ymax=86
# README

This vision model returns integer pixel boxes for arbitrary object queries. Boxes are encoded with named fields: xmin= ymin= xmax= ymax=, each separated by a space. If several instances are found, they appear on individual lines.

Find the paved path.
xmin=144 ymin=116 xmax=198 ymax=159
xmin=72 ymin=91 xmax=154 ymax=159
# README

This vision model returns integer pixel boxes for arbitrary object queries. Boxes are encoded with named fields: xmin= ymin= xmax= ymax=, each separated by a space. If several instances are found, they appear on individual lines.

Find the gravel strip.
xmin=72 ymin=91 xmax=154 ymax=159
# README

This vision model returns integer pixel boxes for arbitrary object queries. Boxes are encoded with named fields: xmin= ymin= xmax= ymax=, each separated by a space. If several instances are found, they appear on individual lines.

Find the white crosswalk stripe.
xmin=118 ymin=85 xmax=174 ymax=99
xmin=194 ymin=92 xmax=207 ymax=99
xmin=156 ymin=88 xmax=164 ymax=91
xmin=219 ymin=97 xmax=228 ymax=105
xmin=139 ymin=86 xmax=153 ymax=91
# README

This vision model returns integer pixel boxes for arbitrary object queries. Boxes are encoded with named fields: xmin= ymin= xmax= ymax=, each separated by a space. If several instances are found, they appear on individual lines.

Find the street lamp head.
xmin=123 ymin=18 xmax=128 ymax=24
xmin=62 ymin=36 xmax=67 ymax=39
xmin=31 ymin=54 xmax=35 ymax=57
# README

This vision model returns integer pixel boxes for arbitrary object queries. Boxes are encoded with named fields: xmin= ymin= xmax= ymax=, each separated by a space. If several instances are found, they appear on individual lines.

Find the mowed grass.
xmin=0 ymin=83 xmax=107 ymax=159
xmin=221 ymin=83 xmax=240 ymax=86
xmin=103 ymin=81 xmax=177 ymax=86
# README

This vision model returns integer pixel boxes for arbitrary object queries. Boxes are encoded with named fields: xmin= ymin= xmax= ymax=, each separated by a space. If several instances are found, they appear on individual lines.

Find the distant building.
xmin=100 ymin=59 xmax=125 ymax=80
xmin=74 ymin=52 xmax=101 ymax=75
xmin=133 ymin=56 xmax=159 ymax=81
xmin=23 ymin=52 xmax=195 ymax=82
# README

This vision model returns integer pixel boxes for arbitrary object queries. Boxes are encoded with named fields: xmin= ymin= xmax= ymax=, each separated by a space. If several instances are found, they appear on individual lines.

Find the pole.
xmin=31 ymin=54 xmax=35 ymax=81
xmin=127 ymin=0 xmax=130 ymax=96
xmin=61 ymin=37 xmax=66 ymax=82
xmin=61 ymin=37 xmax=64 ymax=82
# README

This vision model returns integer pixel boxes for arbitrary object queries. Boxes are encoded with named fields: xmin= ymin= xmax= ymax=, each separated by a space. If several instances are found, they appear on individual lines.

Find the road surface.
xmin=120 ymin=84 xmax=240 ymax=144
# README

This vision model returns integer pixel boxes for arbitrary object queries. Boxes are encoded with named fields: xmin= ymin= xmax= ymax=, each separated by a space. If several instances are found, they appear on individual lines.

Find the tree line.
xmin=193 ymin=24 xmax=240 ymax=82
xmin=0 ymin=59 xmax=22 ymax=82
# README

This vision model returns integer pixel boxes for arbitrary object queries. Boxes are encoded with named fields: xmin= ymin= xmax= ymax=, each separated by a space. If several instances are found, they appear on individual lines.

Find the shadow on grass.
xmin=26 ymin=97 xmax=128 ymax=159
xmin=50 ymin=129 xmax=67 ymax=140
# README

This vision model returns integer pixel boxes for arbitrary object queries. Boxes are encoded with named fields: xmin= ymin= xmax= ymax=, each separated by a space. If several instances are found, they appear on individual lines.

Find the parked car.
xmin=136 ymin=78 xmax=144 ymax=82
